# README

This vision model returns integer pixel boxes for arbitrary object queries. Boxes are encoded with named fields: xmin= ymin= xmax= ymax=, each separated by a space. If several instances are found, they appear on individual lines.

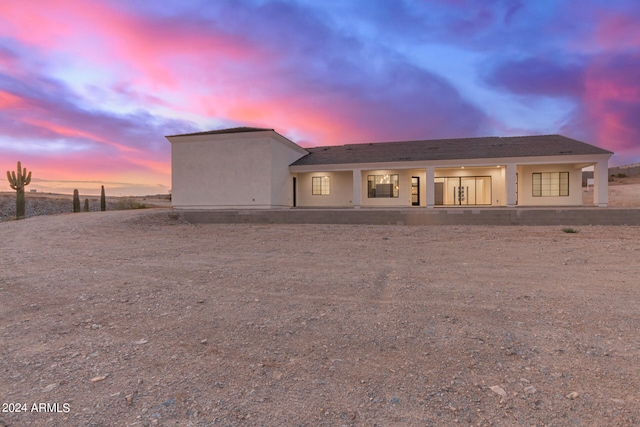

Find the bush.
xmin=113 ymin=197 xmax=146 ymax=210
xmin=562 ymin=227 xmax=579 ymax=233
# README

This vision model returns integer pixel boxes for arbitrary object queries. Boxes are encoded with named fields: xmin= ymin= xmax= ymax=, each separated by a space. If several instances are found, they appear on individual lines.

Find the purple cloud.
xmin=484 ymin=57 xmax=585 ymax=97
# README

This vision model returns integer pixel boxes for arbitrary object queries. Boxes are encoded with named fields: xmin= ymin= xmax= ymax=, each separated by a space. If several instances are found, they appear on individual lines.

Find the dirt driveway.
xmin=1 ymin=210 xmax=639 ymax=426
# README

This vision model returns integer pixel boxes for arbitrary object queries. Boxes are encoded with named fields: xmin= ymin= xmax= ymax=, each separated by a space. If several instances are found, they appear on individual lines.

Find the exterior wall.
xmin=270 ymin=140 xmax=308 ymax=207
xmin=170 ymin=132 xmax=306 ymax=209
xmin=517 ymin=164 xmax=583 ymax=206
xmin=296 ymin=171 xmax=353 ymax=207
xmin=360 ymin=169 xmax=414 ymax=207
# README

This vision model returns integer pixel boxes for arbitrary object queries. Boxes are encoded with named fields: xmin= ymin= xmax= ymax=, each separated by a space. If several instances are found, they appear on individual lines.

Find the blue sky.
xmin=1 ymin=0 xmax=639 ymax=195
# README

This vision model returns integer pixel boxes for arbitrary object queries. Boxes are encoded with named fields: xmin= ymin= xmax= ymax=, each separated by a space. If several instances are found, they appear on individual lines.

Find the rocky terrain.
xmin=0 ymin=193 xmax=171 ymax=221
xmin=0 ymin=182 xmax=639 ymax=426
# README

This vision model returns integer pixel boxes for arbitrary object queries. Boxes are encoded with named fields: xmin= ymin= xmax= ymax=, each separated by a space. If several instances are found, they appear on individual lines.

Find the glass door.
xmin=436 ymin=176 xmax=492 ymax=205
xmin=411 ymin=176 xmax=420 ymax=206
xmin=460 ymin=177 xmax=476 ymax=205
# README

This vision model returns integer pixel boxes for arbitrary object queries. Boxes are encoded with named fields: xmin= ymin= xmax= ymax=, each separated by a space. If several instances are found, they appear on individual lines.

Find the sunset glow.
xmin=1 ymin=0 xmax=639 ymax=195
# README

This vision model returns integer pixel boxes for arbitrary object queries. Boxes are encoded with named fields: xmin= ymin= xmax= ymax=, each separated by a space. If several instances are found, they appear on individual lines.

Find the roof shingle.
xmin=290 ymin=135 xmax=612 ymax=166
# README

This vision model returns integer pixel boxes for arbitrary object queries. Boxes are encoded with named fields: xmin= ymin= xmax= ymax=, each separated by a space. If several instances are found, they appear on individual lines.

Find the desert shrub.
xmin=617 ymin=173 xmax=627 ymax=178
xmin=113 ymin=197 xmax=147 ymax=210
xmin=562 ymin=227 xmax=579 ymax=233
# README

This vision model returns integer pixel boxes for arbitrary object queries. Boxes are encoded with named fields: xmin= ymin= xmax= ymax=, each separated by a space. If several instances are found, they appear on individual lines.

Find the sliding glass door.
xmin=435 ymin=176 xmax=492 ymax=206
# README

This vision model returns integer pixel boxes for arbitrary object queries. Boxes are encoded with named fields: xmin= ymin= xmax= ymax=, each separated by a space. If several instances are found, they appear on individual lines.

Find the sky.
xmin=1 ymin=0 xmax=639 ymax=195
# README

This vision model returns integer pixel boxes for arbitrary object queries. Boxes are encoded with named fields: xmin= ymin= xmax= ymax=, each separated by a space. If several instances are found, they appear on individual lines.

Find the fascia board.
xmin=167 ymin=130 xmax=274 ymax=144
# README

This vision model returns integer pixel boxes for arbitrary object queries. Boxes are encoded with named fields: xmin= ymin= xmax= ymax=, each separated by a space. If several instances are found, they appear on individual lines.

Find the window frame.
xmin=532 ymin=171 xmax=569 ymax=197
xmin=312 ymin=176 xmax=330 ymax=196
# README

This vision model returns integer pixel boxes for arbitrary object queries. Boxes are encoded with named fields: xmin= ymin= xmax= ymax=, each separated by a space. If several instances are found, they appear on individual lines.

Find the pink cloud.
xmin=583 ymin=53 xmax=640 ymax=153
xmin=594 ymin=14 xmax=640 ymax=51
xmin=0 ymin=90 xmax=25 ymax=109
xmin=3 ymin=149 xmax=169 ymax=185
xmin=2 ymin=0 xmax=490 ymax=151
xmin=0 ymin=1 xmax=73 ymax=48
xmin=578 ymin=7 xmax=640 ymax=156
xmin=0 ymin=1 xmax=265 ymax=91
xmin=22 ymin=118 xmax=140 ymax=154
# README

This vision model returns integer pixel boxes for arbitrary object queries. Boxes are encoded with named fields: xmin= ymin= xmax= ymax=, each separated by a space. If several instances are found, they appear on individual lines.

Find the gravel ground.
xmin=1 ymin=209 xmax=639 ymax=426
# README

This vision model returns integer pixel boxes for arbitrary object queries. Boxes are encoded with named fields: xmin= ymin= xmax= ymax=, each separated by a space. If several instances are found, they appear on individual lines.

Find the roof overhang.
xmin=289 ymin=153 xmax=612 ymax=173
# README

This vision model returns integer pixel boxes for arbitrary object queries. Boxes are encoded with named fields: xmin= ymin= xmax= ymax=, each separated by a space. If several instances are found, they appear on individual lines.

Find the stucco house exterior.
xmin=167 ymin=127 xmax=612 ymax=209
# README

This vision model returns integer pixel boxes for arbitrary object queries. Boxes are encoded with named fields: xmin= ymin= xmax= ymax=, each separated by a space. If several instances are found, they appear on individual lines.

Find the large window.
xmin=532 ymin=172 xmax=569 ymax=197
xmin=367 ymin=174 xmax=399 ymax=198
xmin=312 ymin=176 xmax=330 ymax=195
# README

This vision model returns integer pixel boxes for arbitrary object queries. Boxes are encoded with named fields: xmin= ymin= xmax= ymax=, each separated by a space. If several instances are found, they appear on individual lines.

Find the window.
xmin=532 ymin=172 xmax=569 ymax=197
xmin=312 ymin=176 xmax=330 ymax=195
xmin=367 ymin=174 xmax=399 ymax=198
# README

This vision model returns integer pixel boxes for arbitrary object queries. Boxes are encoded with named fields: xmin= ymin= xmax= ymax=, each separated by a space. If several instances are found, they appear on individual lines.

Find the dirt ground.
xmin=605 ymin=174 xmax=640 ymax=207
xmin=1 ymin=202 xmax=640 ymax=426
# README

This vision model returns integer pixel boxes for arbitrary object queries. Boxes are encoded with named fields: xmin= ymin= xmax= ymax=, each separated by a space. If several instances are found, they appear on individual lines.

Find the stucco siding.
xmin=171 ymin=137 xmax=272 ymax=208
xmin=270 ymin=140 xmax=307 ymax=207
xmin=297 ymin=171 xmax=353 ymax=207
xmin=517 ymin=164 xmax=583 ymax=206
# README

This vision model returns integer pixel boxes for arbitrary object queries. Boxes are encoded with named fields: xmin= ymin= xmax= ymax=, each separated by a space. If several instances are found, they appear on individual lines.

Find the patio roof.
xmin=290 ymin=135 xmax=612 ymax=166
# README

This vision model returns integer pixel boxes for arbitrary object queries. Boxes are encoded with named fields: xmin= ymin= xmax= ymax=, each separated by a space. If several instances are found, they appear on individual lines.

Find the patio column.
xmin=506 ymin=163 xmax=517 ymax=207
xmin=593 ymin=159 xmax=609 ymax=207
xmin=425 ymin=166 xmax=435 ymax=208
xmin=352 ymin=169 xmax=362 ymax=208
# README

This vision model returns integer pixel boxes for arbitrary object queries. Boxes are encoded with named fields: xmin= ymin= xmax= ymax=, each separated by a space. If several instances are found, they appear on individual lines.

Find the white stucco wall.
xmin=296 ymin=171 xmax=353 ymax=207
xmin=516 ymin=164 xmax=583 ymax=206
xmin=170 ymin=131 xmax=306 ymax=209
xmin=270 ymin=139 xmax=308 ymax=207
xmin=360 ymin=169 xmax=413 ymax=207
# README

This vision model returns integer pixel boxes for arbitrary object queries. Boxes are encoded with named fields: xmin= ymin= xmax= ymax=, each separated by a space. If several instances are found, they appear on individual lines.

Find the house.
xmin=167 ymin=127 xmax=612 ymax=209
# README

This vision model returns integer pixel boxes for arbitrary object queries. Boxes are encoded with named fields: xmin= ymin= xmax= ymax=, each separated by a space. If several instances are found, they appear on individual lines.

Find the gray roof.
xmin=167 ymin=127 xmax=273 ymax=138
xmin=291 ymin=135 xmax=612 ymax=166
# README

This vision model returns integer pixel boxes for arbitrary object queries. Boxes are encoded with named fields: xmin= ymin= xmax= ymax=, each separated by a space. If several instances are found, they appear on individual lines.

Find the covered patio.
xmin=291 ymin=157 xmax=609 ymax=208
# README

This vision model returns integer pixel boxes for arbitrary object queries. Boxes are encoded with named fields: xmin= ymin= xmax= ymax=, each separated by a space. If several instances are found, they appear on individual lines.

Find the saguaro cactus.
xmin=73 ymin=189 xmax=81 ymax=212
xmin=100 ymin=185 xmax=106 ymax=211
xmin=6 ymin=161 xmax=32 ymax=220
